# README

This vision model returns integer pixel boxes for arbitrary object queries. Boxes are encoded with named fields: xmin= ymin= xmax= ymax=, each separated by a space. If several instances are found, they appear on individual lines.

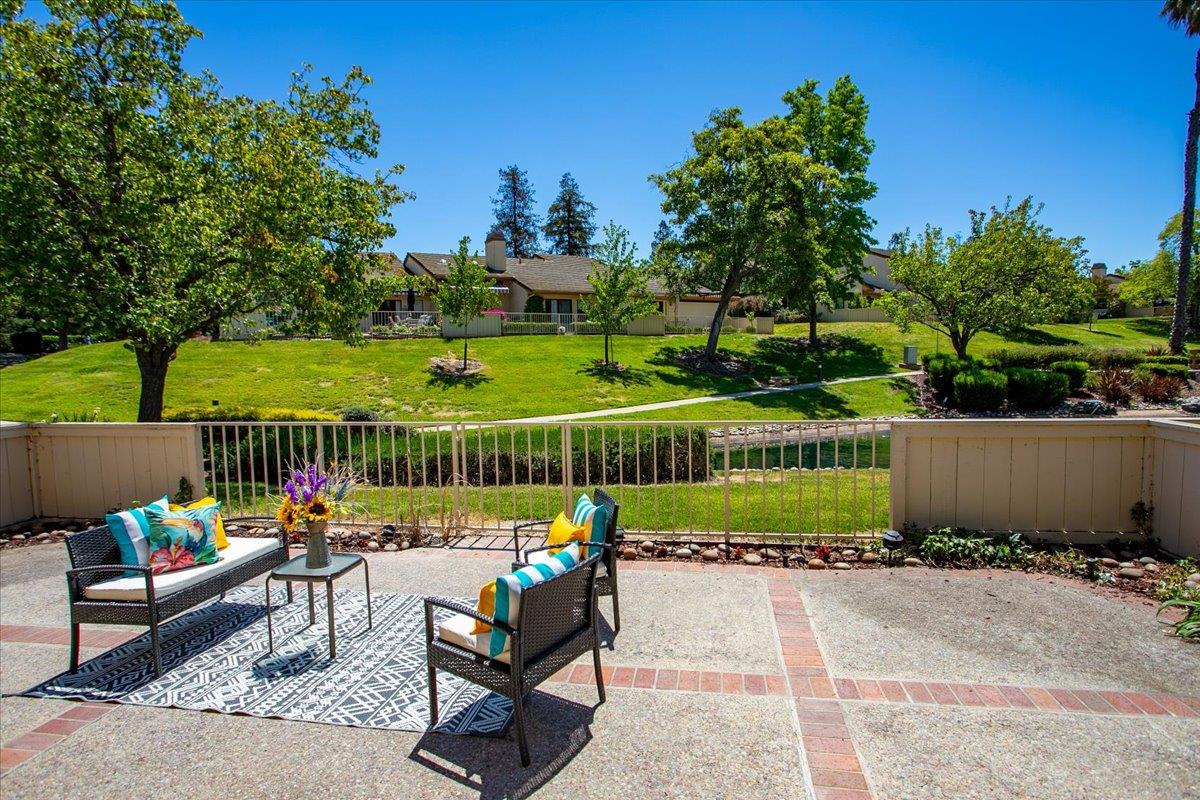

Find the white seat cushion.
xmin=437 ymin=612 xmax=511 ymax=664
xmin=83 ymin=537 xmax=282 ymax=602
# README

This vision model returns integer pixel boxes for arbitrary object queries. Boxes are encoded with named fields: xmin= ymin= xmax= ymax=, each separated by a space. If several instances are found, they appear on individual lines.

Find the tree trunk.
xmin=704 ymin=265 xmax=742 ymax=358
xmin=1169 ymin=48 xmax=1200 ymax=355
xmin=57 ymin=320 xmax=69 ymax=351
xmin=604 ymin=334 xmax=610 ymax=366
xmin=948 ymin=328 xmax=970 ymax=359
xmin=462 ymin=338 xmax=468 ymax=371
xmin=135 ymin=344 xmax=175 ymax=423
xmin=808 ymin=298 xmax=818 ymax=345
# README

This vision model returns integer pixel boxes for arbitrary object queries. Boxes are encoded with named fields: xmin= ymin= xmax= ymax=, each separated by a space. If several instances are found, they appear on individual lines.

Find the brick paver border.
xmin=0 ymin=704 xmax=115 ymax=777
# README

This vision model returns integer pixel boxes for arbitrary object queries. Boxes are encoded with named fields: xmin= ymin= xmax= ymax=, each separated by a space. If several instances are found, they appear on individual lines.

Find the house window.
xmin=548 ymin=298 xmax=573 ymax=315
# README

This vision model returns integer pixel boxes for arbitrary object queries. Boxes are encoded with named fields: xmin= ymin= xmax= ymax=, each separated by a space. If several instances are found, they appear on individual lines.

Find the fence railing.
xmin=196 ymin=420 xmax=891 ymax=543
xmin=499 ymin=312 xmax=598 ymax=335
xmin=363 ymin=310 xmax=441 ymax=335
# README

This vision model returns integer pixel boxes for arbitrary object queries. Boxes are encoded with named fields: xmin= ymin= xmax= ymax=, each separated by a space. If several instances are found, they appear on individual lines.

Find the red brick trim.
xmin=0 ymin=624 xmax=134 ymax=649
xmin=828 ymin=676 xmax=1199 ymax=719
xmin=0 ymin=703 xmax=115 ymax=776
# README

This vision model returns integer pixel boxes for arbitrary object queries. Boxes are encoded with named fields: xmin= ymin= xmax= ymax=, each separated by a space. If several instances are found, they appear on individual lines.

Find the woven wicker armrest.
xmin=519 ymin=541 xmax=613 ymax=560
xmin=513 ymin=519 xmax=555 ymax=534
xmin=424 ymin=596 xmax=515 ymax=635
xmin=66 ymin=564 xmax=154 ymax=603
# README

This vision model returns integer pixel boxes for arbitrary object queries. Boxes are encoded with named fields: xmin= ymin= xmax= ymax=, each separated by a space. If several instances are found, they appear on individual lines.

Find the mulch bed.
xmin=669 ymin=347 xmax=754 ymax=377
xmin=428 ymin=354 xmax=485 ymax=377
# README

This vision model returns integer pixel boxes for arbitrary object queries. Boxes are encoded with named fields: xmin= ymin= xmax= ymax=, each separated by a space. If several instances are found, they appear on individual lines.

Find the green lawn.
xmin=598 ymin=376 xmax=920 ymax=421
xmin=0 ymin=317 xmax=1181 ymax=422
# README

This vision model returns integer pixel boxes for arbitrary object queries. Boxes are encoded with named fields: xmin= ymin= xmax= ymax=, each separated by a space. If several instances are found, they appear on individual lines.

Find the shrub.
xmin=340 ymin=406 xmax=382 ymax=422
xmin=1133 ymin=373 xmax=1185 ymax=403
xmin=908 ymin=527 xmax=1030 ymax=567
xmin=1005 ymin=368 xmax=1069 ymax=410
xmin=1048 ymin=360 xmax=1089 ymax=391
xmin=1143 ymin=355 xmax=1189 ymax=367
xmin=1157 ymin=598 xmax=1200 ymax=639
xmin=162 ymin=406 xmax=341 ymax=422
xmin=987 ymin=345 xmax=1144 ymax=370
xmin=1145 ymin=345 xmax=1167 ymax=357
xmin=952 ymin=369 xmax=1008 ymax=411
xmin=1091 ymin=367 xmax=1134 ymax=405
xmin=1134 ymin=362 xmax=1189 ymax=381
xmin=924 ymin=353 xmax=971 ymax=397
xmin=523 ymin=295 xmax=546 ymax=314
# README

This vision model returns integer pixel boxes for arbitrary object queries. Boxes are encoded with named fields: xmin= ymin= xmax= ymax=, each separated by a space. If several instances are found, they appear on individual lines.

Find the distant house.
xmin=390 ymin=229 xmax=724 ymax=327
xmin=1090 ymin=262 xmax=1125 ymax=288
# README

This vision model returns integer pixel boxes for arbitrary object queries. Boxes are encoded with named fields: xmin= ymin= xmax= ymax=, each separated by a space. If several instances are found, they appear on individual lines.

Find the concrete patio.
xmin=1 ymin=544 xmax=1197 ymax=800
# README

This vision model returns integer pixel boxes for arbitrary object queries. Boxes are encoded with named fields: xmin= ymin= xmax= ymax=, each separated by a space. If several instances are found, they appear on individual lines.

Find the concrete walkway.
xmin=498 ymin=371 xmax=922 ymax=424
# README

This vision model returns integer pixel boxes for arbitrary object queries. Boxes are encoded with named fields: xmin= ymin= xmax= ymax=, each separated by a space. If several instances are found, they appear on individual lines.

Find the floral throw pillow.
xmin=144 ymin=504 xmax=221 ymax=575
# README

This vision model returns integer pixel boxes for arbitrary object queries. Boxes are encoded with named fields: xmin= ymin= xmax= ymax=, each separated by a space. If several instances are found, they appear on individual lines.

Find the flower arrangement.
xmin=275 ymin=463 xmax=360 ymax=535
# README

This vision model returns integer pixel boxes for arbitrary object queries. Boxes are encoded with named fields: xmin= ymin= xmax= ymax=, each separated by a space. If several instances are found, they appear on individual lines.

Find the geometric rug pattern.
xmin=19 ymin=586 xmax=513 ymax=736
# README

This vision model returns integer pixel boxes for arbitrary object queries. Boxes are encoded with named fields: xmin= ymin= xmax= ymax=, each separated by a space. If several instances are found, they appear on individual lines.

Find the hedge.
xmin=1005 ymin=368 xmax=1069 ymax=409
xmin=923 ymin=354 xmax=998 ymax=398
xmin=163 ymin=406 xmax=341 ymax=422
xmin=1048 ymin=360 xmax=1089 ymax=391
xmin=987 ymin=345 xmax=1144 ymax=369
xmin=1134 ymin=362 xmax=1189 ymax=381
xmin=1143 ymin=355 xmax=1189 ymax=367
xmin=952 ymin=370 xmax=1008 ymax=411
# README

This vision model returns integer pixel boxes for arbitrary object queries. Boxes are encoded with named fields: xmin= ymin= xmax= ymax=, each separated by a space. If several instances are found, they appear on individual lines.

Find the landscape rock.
xmin=1185 ymin=579 xmax=1199 ymax=591
xmin=1138 ymin=556 xmax=1157 ymax=565
xmin=903 ymin=557 xmax=923 ymax=567
xmin=1098 ymin=557 xmax=1120 ymax=568
xmin=860 ymin=551 xmax=879 ymax=563
xmin=1181 ymin=397 xmax=1200 ymax=415
xmin=11 ymin=534 xmax=25 ymax=542
xmin=400 ymin=540 xmax=411 ymax=550
xmin=832 ymin=561 xmax=852 ymax=570
xmin=1188 ymin=573 xmax=1200 ymax=584
xmin=622 ymin=547 xmax=638 ymax=560
xmin=763 ymin=548 xmax=781 ymax=559
xmin=717 ymin=543 xmax=732 ymax=554
xmin=688 ymin=543 xmax=701 ymax=554
xmin=366 ymin=541 xmax=380 ymax=551
xmin=807 ymin=558 xmax=827 ymax=570
xmin=639 ymin=540 xmax=657 ymax=554
xmin=34 ymin=532 xmax=51 ymax=542
xmin=701 ymin=548 xmax=720 ymax=561
xmin=1070 ymin=399 xmax=1117 ymax=416
xmin=1118 ymin=567 xmax=1144 ymax=579
xmin=743 ymin=553 xmax=763 ymax=566
xmin=1118 ymin=561 xmax=1136 ymax=569
xmin=1144 ymin=563 xmax=1159 ymax=573
xmin=675 ymin=547 xmax=693 ymax=559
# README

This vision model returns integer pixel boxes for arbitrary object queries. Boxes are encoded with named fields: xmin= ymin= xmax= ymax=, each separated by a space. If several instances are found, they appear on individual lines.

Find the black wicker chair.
xmin=424 ymin=551 xmax=606 ymax=767
xmin=512 ymin=487 xmax=622 ymax=633
xmin=64 ymin=525 xmax=290 ymax=677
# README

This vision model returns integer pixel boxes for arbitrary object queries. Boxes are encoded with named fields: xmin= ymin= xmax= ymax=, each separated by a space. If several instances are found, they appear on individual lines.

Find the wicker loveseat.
xmin=65 ymin=525 xmax=289 ymax=676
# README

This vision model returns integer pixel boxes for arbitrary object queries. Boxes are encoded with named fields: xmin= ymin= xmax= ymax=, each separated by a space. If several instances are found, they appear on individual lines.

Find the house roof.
xmin=404 ymin=251 xmax=711 ymax=299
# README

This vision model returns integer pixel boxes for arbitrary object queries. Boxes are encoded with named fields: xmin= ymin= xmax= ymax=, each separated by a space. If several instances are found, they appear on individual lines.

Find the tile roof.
xmin=405 ymin=252 xmax=700 ymax=298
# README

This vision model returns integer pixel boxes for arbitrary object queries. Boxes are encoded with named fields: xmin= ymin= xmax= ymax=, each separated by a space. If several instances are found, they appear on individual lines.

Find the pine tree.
xmin=491 ymin=165 xmax=540 ymax=258
xmin=542 ymin=172 xmax=597 ymax=255
xmin=650 ymin=221 xmax=674 ymax=259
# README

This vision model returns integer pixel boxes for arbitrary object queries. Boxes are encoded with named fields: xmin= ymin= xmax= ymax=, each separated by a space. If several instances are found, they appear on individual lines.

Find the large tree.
xmin=435 ymin=237 xmax=496 ymax=370
xmin=1162 ymin=1 xmax=1200 ymax=351
xmin=581 ymin=223 xmax=658 ymax=367
xmin=492 ymin=165 xmax=539 ymax=258
xmin=767 ymin=77 xmax=877 ymax=344
xmin=878 ymin=198 xmax=1091 ymax=358
xmin=542 ymin=172 xmax=596 ymax=256
xmin=1120 ymin=212 xmax=1200 ymax=317
xmin=0 ymin=0 xmax=407 ymax=421
xmin=650 ymin=108 xmax=786 ymax=358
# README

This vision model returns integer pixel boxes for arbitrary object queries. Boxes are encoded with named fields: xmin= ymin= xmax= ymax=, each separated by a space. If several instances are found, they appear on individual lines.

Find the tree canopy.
xmin=435 ymin=236 xmax=495 ymax=369
xmin=491 ymin=165 xmax=540 ymax=258
xmin=0 ymin=0 xmax=408 ymax=420
xmin=1119 ymin=212 xmax=1200 ymax=314
xmin=650 ymin=77 xmax=876 ymax=357
xmin=542 ymin=172 xmax=596 ymax=256
xmin=581 ymin=223 xmax=658 ymax=366
xmin=878 ymin=198 xmax=1091 ymax=358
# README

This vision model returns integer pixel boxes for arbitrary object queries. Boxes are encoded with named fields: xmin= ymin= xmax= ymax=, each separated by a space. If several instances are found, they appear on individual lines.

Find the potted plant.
xmin=275 ymin=463 xmax=361 ymax=568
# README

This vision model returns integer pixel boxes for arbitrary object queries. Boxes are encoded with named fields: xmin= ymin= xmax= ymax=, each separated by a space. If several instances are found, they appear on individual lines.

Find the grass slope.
xmin=0 ymin=318 xmax=1181 ymax=422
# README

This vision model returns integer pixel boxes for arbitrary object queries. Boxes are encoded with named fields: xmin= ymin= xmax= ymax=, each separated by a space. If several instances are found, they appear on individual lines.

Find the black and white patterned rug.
xmin=20 ymin=586 xmax=513 ymax=736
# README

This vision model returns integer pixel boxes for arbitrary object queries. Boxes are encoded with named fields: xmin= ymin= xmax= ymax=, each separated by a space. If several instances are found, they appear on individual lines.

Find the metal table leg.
xmin=307 ymin=582 xmax=315 ymax=626
xmin=362 ymin=557 xmax=373 ymax=630
xmin=326 ymin=578 xmax=336 ymax=659
xmin=265 ymin=576 xmax=274 ymax=653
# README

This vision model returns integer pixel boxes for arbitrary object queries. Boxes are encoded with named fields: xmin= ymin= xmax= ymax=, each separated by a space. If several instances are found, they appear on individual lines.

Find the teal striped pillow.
xmin=104 ymin=496 xmax=170 ymax=572
xmin=490 ymin=542 xmax=580 ymax=658
xmin=571 ymin=493 xmax=608 ymax=557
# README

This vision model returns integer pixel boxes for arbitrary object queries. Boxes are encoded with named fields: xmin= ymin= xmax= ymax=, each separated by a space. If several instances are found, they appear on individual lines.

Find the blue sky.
xmin=42 ymin=1 xmax=1200 ymax=266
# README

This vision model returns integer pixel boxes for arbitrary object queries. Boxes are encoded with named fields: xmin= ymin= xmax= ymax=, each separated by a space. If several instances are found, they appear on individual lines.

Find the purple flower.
xmin=284 ymin=480 xmax=300 ymax=504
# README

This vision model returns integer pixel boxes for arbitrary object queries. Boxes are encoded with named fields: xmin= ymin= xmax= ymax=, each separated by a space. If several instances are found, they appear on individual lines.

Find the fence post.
xmin=723 ymin=424 xmax=731 ymax=547
xmin=888 ymin=422 xmax=907 ymax=532
xmin=561 ymin=423 xmax=574 ymax=512
xmin=450 ymin=423 xmax=461 ymax=529
xmin=315 ymin=424 xmax=325 ymax=471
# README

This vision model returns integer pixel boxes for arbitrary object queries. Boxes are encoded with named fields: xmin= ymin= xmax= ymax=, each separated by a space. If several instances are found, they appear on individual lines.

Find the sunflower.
xmin=305 ymin=497 xmax=334 ymax=523
xmin=275 ymin=497 xmax=302 ymax=533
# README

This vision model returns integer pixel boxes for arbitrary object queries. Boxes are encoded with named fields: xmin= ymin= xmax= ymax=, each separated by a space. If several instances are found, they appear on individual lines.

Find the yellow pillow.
xmin=169 ymin=496 xmax=228 ymax=550
xmin=470 ymin=580 xmax=496 ymax=635
xmin=546 ymin=512 xmax=586 ymax=554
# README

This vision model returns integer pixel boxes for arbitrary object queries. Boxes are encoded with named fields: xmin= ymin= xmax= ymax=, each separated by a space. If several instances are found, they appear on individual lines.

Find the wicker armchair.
xmin=64 ymin=525 xmax=289 ymax=677
xmin=424 ymin=551 xmax=606 ymax=767
xmin=511 ymin=487 xmax=622 ymax=634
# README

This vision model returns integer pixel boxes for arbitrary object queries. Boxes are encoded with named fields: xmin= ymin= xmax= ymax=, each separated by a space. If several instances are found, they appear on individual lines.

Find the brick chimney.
xmin=485 ymin=229 xmax=507 ymax=272
xmin=1091 ymin=262 xmax=1107 ymax=279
